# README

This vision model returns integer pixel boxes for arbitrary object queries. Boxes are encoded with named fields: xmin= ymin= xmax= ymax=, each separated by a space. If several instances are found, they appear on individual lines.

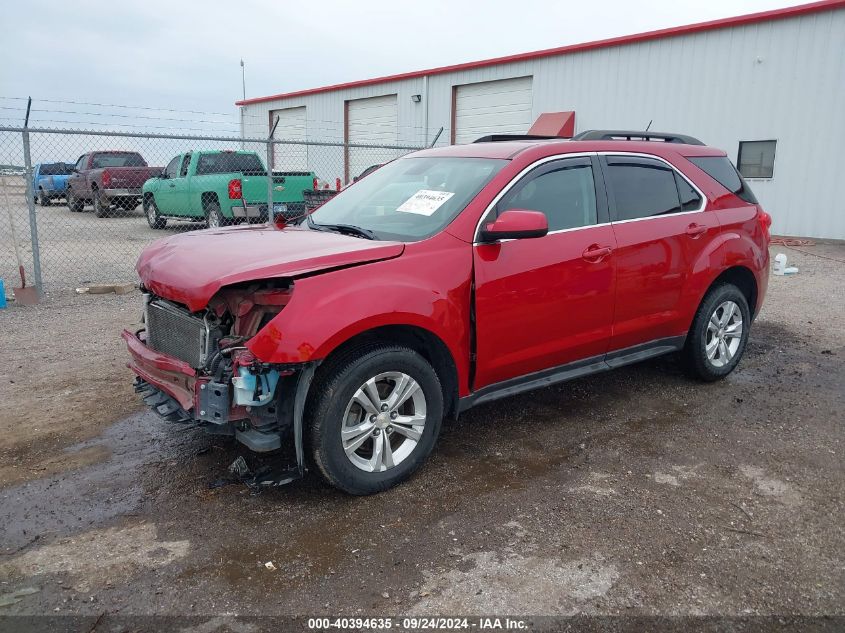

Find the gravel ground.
xmin=0 ymin=174 xmax=201 ymax=294
xmin=0 ymin=244 xmax=842 ymax=626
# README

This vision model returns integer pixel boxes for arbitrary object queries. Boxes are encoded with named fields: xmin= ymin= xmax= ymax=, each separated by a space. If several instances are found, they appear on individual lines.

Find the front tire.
xmin=683 ymin=283 xmax=751 ymax=381
xmin=144 ymin=196 xmax=167 ymax=229
xmin=38 ymin=189 xmax=51 ymax=206
xmin=93 ymin=189 xmax=109 ymax=218
xmin=307 ymin=344 xmax=444 ymax=495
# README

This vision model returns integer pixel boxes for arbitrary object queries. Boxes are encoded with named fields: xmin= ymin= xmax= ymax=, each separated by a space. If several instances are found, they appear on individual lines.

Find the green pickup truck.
xmin=141 ymin=150 xmax=315 ymax=229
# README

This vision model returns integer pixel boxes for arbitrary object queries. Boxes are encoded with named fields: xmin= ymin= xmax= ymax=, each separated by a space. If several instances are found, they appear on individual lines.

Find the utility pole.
xmin=240 ymin=59 xmax=246 ymax=146
xmin=240 ymin=59 xmax=246 ymax=101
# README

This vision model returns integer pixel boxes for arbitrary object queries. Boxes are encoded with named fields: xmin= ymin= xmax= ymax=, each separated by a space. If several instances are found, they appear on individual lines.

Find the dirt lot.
xmin=0 ymin=174 xmax=202 ymax=295
xmin=0 ymin=244 xmax=843 ymax=625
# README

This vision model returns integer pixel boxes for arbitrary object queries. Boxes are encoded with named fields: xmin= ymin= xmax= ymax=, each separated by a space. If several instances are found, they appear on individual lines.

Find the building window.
xmin=737 ymin=140 xmax=776 ymax=179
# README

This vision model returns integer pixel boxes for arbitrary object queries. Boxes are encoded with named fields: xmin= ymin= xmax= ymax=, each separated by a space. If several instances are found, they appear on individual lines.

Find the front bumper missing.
xmin=123 ymin=328 xmax=316 ymax=487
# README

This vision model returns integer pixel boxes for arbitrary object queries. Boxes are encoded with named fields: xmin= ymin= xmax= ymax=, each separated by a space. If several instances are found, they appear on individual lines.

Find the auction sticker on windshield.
xmin=397 ymin=190 xmax=455 ymax=216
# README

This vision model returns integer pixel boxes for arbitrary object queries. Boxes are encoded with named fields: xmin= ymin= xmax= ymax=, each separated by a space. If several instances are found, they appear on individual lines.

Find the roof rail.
xmin=570 ymin=130 xmax=704 ymax=145
xmin=473 ymin=134 xmax=563 ymax=143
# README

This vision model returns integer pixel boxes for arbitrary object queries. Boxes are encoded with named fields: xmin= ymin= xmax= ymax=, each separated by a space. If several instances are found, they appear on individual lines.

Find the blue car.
xmin=32 ymin=162 xmax=74 ymax=206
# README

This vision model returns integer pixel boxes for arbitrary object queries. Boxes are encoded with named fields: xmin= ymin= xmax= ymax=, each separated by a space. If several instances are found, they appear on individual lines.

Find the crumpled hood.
xmin=137 ymin=224 xmax=404 ymax=311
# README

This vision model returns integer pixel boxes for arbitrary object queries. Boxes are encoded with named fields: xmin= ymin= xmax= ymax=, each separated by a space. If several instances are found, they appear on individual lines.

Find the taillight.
xmin=758 ymin=207 xmax=772 ymax=239
xmin=335 ymin=177 xmax=341 ymax=191
xmin=312 ymin=177 xmax=318 ymax=191
xmin=228 ymin=178 xmax=242 ymax=199
xmin=101 ymin=170 xmax=111 ymax=188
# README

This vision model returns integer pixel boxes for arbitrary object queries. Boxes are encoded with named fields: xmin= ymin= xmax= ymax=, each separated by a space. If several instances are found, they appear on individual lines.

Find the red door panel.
xmin=472 ymin=224 xmax=617 ymax=389
xmin=601 ymin=154 xmax=721 ymax=352
xmin=610 ymin=213 xmax=720 ymax=350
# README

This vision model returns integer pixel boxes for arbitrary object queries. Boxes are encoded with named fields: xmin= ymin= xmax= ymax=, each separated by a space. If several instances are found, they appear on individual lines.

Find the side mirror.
xmin=479 ymin=209 xmax=548 ymax=242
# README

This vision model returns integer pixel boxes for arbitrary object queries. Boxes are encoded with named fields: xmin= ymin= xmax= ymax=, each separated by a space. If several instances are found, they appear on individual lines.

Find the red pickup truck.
xmin=66 ymin=151 xmax=162 ymax=217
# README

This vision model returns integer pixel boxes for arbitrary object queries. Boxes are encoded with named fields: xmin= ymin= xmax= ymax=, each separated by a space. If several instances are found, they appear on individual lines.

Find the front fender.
xmin=142 ymin=179 xmax=160 ymax=195
xmin=246 ymin=235 xmax=474 ymax=395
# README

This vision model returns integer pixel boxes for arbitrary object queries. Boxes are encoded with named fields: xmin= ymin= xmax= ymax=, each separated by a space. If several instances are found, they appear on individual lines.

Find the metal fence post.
xmin=267 ymin=116 xmax=280 ymax=220
xmin=21 ymin=128 xmax=44 ymax=297
xmin=266 ymin=139 xmax=274 ymax=217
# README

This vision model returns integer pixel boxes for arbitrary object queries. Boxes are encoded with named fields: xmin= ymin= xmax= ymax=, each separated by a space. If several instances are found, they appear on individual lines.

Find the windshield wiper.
xmin=307 ymin=217 xmax=376 ymax=240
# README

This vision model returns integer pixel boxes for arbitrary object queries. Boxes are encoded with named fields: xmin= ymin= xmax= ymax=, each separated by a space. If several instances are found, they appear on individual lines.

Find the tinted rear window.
xmin=605 ymin=157 xmax=682 ymax=220
xmin=91 ymin=153 xmax=146 ymax=168
xmin=688 ymin=156 xmax=758 ymax=204
xmin=39 ymin=163 xmax=73 ymax=175
xmin=196 ymin=153 xmax=266 ymax=176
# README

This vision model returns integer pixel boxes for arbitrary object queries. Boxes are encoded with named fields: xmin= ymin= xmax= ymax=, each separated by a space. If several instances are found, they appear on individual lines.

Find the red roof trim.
xmin=236 ymin=0 xmax=845 ymax=106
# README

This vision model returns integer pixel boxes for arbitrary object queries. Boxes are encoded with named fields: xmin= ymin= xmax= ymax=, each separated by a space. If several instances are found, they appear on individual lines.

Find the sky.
xmin=0 ymin=0 xmax=802 ymax=137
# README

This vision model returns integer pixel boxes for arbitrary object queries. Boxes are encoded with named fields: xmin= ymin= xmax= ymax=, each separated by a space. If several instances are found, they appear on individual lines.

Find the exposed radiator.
xmin=146 ymin=299 xmax=212 ymax=368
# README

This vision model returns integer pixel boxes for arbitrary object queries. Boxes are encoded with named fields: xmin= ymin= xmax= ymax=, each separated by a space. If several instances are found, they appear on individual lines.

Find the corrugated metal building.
xmin=238 ymin=0 xmax=845 ymax=239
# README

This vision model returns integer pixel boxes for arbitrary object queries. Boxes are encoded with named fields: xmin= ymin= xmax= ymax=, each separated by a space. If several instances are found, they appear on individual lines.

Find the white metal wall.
xmin=241 ymin=7 xmax=845 ymax=239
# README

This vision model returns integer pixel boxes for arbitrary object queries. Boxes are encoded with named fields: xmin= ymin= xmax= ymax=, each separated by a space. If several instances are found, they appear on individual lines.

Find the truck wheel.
xmin=307 ymin=344 xmax=444 ymax=495
xmin=205 ymin=201 xmax=228 ymax=228
xmin=93 ymin=189 xmax=110 ymax=218
xmin=682 ymin=283 xmax=751 ymax=382
xmin=38 ymin=189 xmax=51 ymax=206
xmin=144 ymin=196 xmax=167 ymax=230
xmin=67 ymin=188 xmax=84 ymax=212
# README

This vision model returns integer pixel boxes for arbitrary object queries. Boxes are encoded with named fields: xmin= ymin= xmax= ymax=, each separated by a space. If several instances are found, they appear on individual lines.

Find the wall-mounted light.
xmin=411 ymin=94 xmax=422 ymax=103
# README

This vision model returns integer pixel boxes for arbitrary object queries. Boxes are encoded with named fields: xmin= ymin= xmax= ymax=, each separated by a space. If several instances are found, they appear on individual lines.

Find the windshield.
xmin=308 ymin=157 xmax=507 ymax=241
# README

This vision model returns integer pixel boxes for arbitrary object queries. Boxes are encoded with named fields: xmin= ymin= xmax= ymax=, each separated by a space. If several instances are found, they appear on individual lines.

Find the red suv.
xmin=125 ymin=130 xmax=771 ymax=494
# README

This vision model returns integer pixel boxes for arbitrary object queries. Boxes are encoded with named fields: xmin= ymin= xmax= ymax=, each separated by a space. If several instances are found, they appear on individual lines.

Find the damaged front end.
xmin=122 ymin=280 xmax=315 ymax=485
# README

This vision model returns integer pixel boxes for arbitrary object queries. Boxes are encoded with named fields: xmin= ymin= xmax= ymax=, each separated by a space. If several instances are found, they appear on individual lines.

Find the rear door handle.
xmin=685 ymin=223 xmax=707 ymax=237
xmin=169 ymin=183 xmax=176 ymax=188
xmin=582 ymin=244 xmax=613 ymax=261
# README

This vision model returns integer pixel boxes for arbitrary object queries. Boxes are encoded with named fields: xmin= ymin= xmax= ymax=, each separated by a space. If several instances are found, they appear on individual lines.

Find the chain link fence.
xmin=0 ymin=126 xmax=424 ymax=297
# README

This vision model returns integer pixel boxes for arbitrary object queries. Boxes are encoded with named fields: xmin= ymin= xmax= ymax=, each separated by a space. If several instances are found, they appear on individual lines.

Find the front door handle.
xmin=685 ymin=223 xmax=707 ymax=237
xmin=169 ymin=183 xmax=176 ymax=188
xmin=582 ymin=244 xmax=613 ymax=261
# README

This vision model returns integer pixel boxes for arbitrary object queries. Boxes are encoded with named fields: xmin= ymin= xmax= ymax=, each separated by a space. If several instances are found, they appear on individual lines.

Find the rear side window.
xmin=605 ymin=156 xmax=681 ymax=221
xmin=688 ymin=156 xmax=758 ymax=204
xmin=675 ymin=172 xmax=702 ymax=211
xmin=497 ymin=157 xmax=598 ymax=231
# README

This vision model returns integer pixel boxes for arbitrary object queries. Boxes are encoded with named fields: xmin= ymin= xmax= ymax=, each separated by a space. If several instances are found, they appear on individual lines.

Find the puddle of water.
xmin=0 ymin=412 xmax=188 ymax=551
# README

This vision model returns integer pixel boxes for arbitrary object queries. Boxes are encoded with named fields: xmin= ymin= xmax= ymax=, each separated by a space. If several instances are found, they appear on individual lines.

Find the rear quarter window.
xmin=688 ymin=156 xmax=758 ymax=204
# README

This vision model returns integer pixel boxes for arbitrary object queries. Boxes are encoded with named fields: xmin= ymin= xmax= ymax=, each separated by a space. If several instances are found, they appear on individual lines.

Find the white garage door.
xmin=270 ymin=106 xmax=307 ymax=171
xmin=454 ymin=76 xmax=533 ymax=145
xmin=347 ymin=94 xmax=398 ymax=182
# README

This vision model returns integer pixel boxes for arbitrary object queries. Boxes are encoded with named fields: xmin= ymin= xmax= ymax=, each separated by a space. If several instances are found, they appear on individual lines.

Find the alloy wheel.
xmin=705 ymin=300 xmax=743 ymax=368
xmin=341 ymin=371 xmax=427 ymax=473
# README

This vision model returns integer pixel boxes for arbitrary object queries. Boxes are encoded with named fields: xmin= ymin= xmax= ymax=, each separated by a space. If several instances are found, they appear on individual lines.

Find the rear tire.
xmin=93 ymin=189 xmax=109 ymax=218
xmin=205 ymin=201 xmax=228 ymax=228
xmin=144 ymin=196 xmax=167 ymax=229
xmin=38 ymin=189 xmax=51 ymax=206
xmin=67 ymin=188 xmax=84 ymax=212
xmin=682 ymin=283 xmax=751 ymax=381
xmin=307 ymin=344 xmax=444 ymax=495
